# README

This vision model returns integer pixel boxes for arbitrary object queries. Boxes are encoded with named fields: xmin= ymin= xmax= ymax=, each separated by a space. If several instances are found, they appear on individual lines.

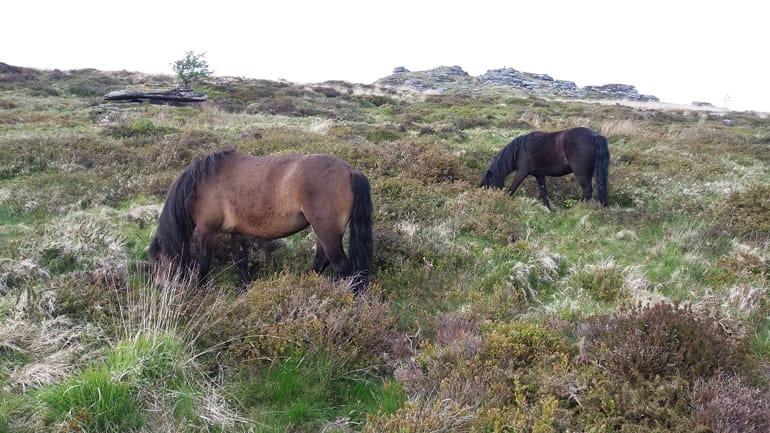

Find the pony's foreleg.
xmin=312 ymin=240 xmax=331 ymax=274
xmin=535 ymin=175 xmax=552 ymax=210
xmin=231 ymin=234 xmax=253 ymax=290
xmin=507 ymin=172 xmax=529 ymax=197
xmin=196 ymin=232 xmax=216 ymax=287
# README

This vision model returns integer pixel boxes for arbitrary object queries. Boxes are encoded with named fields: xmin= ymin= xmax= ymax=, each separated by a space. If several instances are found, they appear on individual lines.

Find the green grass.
xmin=233 ymin=352 xmax=404 ymax=432
xmin=40 ymin=368 xmax=144 ymax=433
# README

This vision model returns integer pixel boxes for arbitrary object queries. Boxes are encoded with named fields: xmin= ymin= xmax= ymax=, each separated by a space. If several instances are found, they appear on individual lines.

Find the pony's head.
xmin=480 ymin=169 xmax=503 ymax=188
xmin=148 ymin=235 xmax=163 ymax=262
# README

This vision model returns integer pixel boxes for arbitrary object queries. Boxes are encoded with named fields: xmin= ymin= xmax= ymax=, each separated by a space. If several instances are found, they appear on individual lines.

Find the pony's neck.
xmin=490 ymin=134 xmax=526 ymax=185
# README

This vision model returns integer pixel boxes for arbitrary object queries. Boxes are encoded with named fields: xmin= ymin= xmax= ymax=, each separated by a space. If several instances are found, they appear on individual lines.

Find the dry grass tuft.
xmin=2 ymin=315 xmax=93 ymax=392
xmin=364 ymin=398 xmax=476 ymax=433
xmin=600 ymin=119 xmax=639 ymax=137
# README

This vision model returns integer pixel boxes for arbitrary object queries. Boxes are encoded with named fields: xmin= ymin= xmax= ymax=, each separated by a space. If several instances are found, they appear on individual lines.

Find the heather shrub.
xmin=395 ymin=312 xmax=484 ymax=400
xmin=481 ymin=321 xmax=570 ymax=370
xmin=576 ymin=374 xmax=694 ymax=432
xmin=365 ymin=126 xmax=401 ymax=143
xmin=692 ymin=373 xmax=770 ymax=433
xmin=448 ymin=188 xmax=524 ymax=243
xmin=376 ymin=140 xmax=465 ymax=183
xmin=716 ymin=184 xmax=770 ymax=241
xmin=397 ymin=318 xmax=570 ymax=404
xmin=203 ymin=273 xmax=398 ymax=370
xmin=582 ymin=302 xmax=751 ymax=382
xmin=450 ymin=113 xmax=491 ymax=130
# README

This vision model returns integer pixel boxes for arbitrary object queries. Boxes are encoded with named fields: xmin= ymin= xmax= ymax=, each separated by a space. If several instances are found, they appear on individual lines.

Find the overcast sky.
xmin=4 ymin=1 xmax=768 ymax=112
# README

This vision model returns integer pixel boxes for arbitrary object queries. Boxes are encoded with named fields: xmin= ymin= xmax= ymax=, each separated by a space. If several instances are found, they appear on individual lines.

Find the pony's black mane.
xmin=480 ymin=133 xmax=536 ymax=188
xmin=153 ymin=148 xmax=236 ymax=263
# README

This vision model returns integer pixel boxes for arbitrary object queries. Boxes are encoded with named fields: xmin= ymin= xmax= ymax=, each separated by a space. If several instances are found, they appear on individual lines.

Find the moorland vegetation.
xmin=1 ymin=64 xmax=769 ymax=432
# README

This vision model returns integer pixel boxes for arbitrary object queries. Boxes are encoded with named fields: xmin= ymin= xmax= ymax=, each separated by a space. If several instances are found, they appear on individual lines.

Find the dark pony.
xmin=480 ymin=127 xmax=609 ymax=208
xmin=149 ymin=149 xmax=373 ymax=293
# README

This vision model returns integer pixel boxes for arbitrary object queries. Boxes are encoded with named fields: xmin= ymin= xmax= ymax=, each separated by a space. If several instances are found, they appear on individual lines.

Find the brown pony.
xmin=149 ymin=149 xmax=373 ymax=293
xmin=480 ymin=127 xmax=609 ymax=209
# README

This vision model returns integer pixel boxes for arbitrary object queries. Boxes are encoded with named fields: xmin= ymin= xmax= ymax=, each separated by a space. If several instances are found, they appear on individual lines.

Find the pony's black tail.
xmin=348 ymin=171 xmax=373 ymax=293
xmin=152 ymin=149 xmax=235 ymax=268
xmin=593 ymin=134 xmax=609 ymax=206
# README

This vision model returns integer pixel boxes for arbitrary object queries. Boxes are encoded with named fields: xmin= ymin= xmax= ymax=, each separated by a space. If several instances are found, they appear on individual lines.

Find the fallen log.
xmin=103 ymin=88 xmax=207 ymax=104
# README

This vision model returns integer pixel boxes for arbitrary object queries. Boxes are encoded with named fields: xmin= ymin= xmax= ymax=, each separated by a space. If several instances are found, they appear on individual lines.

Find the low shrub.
xmin=365 ymin=126 xmax=401 ymax=143
xmin=576 ymin=374 xmax=694 ymax=432
xmin=201 ymin=273 xmax=398 ymax=370
xmin=692 ymin=373 xmax=770 ymax=433
xmin=581 ymin=302 xmax=751 ymax=383
xmin=373 ymin=140 xmax=466 ymax=183
xmin=716 ymin=184 xmax=770 ymax=241
xmin=481 ymin=321 xmax=570 ymax=370
xmin=448 ymin=188 xmax=524 ymax=243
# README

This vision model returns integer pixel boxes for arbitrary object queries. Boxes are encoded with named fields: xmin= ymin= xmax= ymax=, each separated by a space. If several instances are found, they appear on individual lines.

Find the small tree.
xmin=171 ymin=51 xmax=211 ymax=89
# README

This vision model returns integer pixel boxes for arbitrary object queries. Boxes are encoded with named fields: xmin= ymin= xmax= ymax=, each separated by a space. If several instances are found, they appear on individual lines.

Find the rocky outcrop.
xmin=375 ymin=65 xmax=659 ymax=103
xmin=376 ymin=65 xmax=474 ymax=92
xmin=583 ymin=84 xmax=658 ymax=102
xmin=103 ymin=88 xmax=207 ymax=104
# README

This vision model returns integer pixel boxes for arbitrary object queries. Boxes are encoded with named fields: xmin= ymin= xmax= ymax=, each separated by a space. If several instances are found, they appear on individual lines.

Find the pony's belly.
xmin=229 ymin=213 xmax=309 ymax=239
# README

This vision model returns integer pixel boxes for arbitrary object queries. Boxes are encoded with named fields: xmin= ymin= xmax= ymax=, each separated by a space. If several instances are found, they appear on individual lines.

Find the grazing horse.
xmin=480 ymin=127 xmax=609 ymax=208
xmin=148 ymin=149 xmax=373 ymax=293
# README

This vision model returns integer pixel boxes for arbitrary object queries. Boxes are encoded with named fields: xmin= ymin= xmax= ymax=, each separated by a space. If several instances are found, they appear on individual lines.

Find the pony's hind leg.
xmin=312 ymin=240 xmax=331 ymax=273
xmin=231 ymin=234 xmax=253 ymax=289
xmin=575 ymin=175 xmax=593 ymax=202
xmin=315 ymin=232 xmax=352 ymax=281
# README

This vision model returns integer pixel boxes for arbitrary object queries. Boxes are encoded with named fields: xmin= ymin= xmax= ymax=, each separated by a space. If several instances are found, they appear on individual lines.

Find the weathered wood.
xmin=103 ymin=88 xmax=207 ymax=103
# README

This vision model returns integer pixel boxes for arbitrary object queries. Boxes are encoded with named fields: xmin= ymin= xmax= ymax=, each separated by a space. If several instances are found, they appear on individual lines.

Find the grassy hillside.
xmin=1 ymin=66 xmax=769 ymax=432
